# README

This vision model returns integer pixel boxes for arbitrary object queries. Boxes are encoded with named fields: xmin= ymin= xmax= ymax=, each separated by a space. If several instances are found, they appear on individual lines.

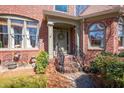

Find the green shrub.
xmin=118 ymin=52 xmax=124 ymax=57
xmin=91 ymin=55 xmax=118 ymax=74
xmin=0 ymin=75 xmax=47 ymax=88
xmin=104 ymin=61 xmax=124 ymax=87
xmin=101 ymin=51 xmax=113 ymax=56
xmin=91 ymin=54 xmax=124 ymax=87
xmin=35 ymin=51 xmax=48 ymax=74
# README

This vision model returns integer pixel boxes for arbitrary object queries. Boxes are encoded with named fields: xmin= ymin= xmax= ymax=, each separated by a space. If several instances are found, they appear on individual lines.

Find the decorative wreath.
xmin=58 ymin=33 xmax=65 ymax=40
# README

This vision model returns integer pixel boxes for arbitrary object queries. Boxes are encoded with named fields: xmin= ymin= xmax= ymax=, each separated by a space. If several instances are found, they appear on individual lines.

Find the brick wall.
xmin=0 ymin=50 xmax=39 ymax=63
xmin=68 ymin=5 xmax=75 ymax=15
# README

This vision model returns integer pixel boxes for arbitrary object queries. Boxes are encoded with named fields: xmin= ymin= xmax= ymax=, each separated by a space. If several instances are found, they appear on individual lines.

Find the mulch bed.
xmin=45 ymin=62 xmax=73 ymax=88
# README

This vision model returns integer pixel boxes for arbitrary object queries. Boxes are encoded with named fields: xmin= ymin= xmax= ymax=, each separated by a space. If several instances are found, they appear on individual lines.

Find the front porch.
xmin=46 ymin=14 xmax=81 ymax=59
xmin=53 ymin=23 xmax=75 ymax=56
xmin=44 ymin=11 xmax=85 ymax=73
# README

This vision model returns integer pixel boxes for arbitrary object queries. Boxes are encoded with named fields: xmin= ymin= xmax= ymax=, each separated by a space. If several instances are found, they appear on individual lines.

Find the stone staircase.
xmin=55 ymin=55 xmax=83 ymax=73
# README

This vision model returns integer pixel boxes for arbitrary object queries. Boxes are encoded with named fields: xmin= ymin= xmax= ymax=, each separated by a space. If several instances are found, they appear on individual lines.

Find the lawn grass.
xmin=0 ymin=74 xmax=47 ymax=88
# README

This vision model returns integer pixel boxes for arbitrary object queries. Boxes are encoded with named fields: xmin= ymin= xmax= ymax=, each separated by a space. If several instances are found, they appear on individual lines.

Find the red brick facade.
xmin=0 ymin=5 xmax=123 ymax=65
xmin=0 ymin=5 xmax=75 ymax=63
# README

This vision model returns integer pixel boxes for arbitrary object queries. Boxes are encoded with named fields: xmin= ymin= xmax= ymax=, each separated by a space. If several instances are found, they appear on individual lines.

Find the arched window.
xmin=0 ymin=15 xmax=39 ymax=49
xmin=118 ymin=17 xmax=124 ymax=47
xmin=88 ymin=23 xmax=105 ymax=48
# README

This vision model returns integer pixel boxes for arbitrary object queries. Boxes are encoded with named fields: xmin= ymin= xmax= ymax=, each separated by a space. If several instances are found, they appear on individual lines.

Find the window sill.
xmin=54 ymin=10 xmax=68 ymax=14
xmin=118 ymin=47 xmax=124 ymax=50
xmin=0 ymin=48 xmax=39 ymax=51
xmin=88 ymin=47 xmax=104 ymax=51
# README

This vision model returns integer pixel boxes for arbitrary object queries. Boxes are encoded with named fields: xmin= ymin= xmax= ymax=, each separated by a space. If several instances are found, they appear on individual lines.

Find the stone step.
xmin=64 ymin=61 xmax=77 ymax=65
xmin=64 ymin=55 xmax=83 ymax=64
xmin=64 ymin=66 xmax=79 ymax=73
xmin=64 ymin=57 xmax=74 ymax=62
xmin=55 ymin=55 xmax=83 ymax=73
xmin=64 ymin=61 xmax=83 ymax=73
xmin=55 ymin=62 xmax=82 ymax=73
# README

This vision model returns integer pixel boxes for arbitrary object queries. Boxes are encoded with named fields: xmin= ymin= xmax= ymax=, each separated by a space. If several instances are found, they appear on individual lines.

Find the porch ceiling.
xmin=54 ymin=23 xmax=74 ymax=29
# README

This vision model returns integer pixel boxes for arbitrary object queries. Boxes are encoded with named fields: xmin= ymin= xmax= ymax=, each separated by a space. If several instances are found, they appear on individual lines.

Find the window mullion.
xmin=36 ymin=25 xmax=40 ymax=47
xmin=36 ymin=24 xmax=40 ymax=48
xmin=8 ymin=18 xmax=11 ymax=49
xmin=23 ymin=20 xmax=27 ymax=49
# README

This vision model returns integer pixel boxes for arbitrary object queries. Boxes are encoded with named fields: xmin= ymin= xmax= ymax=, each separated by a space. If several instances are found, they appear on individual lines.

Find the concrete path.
xmin=63 ymin=72 xmax=96 ymax=88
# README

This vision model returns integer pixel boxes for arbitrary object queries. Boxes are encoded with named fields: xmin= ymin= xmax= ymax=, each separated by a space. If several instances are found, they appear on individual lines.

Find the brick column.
xmin=75 ymin=25 xmax=80 ymax=56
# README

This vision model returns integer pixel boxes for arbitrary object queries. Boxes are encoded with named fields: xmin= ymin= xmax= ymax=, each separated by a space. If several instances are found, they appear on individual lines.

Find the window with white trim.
xmin=55 ymin=5 xmax=68 ymax=12
xmin=0 ymin=16 xmax=39 ymax=49
xmin=88 ymin=23 xmax=105 ymax=48
xmin=118 ymin=17 xmax=124 ymax=47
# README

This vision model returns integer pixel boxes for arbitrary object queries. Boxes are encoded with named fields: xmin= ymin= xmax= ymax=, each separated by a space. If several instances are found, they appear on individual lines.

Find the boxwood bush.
xmin=101 ymin=51 xmax=113 ymax=56
xmin=0 ymin=75 xmax=47 ymax=88
xmin=90 ymin=55 xmax=119 ymax=74
xmin=105 ymin=62 xmax=124 ymax=87
xmin=90 ymin=54 xmax=124 ymax=88
xmin=118 ymin=52 xmax=124 ymax=57
xmin=35 ymin=51 xmax=48 ymax=74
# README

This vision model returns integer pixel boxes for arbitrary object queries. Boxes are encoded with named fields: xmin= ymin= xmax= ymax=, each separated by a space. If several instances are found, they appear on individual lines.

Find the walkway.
xmin=63 ymin=72 xmax=96 ymax=88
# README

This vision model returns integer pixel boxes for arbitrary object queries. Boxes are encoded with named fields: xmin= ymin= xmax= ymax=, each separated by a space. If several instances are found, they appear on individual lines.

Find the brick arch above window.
xmin=87 ymin=22 xmax=106 ymax=31
xmin=0 ymin=14 xmax=39 ymax=22
xmin=0 ymin=5 xmax=43 ymax=21
xmin=89 ymin=23 xmax=105 ymax=31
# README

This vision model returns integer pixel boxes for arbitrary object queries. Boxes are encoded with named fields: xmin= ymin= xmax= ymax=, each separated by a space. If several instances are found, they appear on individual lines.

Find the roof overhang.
xmin=43 ymin=6 xmax=124 ymax=22
xmin=43 ymin=10 xmax=81 ymax=20
xmin=82 ymin=6 xmax=122 ymax=19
